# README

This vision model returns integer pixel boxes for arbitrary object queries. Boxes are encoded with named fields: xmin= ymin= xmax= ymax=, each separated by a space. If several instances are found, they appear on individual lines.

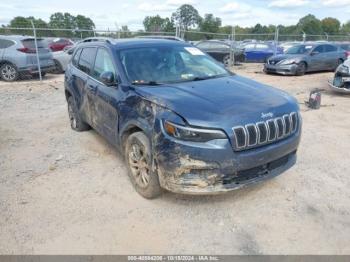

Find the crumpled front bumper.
xmin=264 ymin=63 xmax=298 ymax=75
xmin=153 ymin=122 xmax=301 ymax=195
xmin=328 ymin=79 xmax=350 ymax=94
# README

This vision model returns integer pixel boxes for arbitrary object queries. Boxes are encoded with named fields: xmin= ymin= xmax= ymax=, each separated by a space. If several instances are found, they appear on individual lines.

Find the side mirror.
xmin=311 ymin=51 xmax=319 ymax=56
xmin=100 ymin=71 xmax=116 ymax=86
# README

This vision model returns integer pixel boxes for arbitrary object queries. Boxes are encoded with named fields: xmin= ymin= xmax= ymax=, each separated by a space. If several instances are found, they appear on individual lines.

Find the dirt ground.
xmin=0 ymin=64 xmax=350 ymax=255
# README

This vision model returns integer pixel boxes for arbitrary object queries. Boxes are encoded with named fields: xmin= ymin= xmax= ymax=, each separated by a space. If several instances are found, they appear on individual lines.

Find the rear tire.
xmin=125 ymin=132 xmax=162 ymax=199
xmin=0 ymin=63 xmax=18 ymax=82
xmin=67 ymin=96 xmax=90 ymax=131
xmin=296 ymin=62 xmax=306 ymax=76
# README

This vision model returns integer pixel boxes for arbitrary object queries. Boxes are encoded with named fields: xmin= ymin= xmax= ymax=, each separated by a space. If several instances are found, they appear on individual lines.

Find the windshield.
xmin=285 ymin=44 xmax=313 ymax=54
xmin=118 ymin=45 xmax=230 ymax=84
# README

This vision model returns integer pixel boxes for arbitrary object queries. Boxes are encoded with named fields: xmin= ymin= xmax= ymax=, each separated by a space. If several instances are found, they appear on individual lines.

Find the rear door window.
xmin=77 ymin=47 xmax=96 ymax=75
xmin=324 ymin=45 xmax=337 ymax=52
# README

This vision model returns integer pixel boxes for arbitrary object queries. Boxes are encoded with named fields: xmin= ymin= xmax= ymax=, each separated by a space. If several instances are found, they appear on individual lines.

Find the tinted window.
xmin=313 ymin=45 xmax=324 ymax=53
xmin=72 ymin=48 xmax=82 ymax=66
xmin=324 ymin=45 xmax=337 ymax=52
xmin=340 ymin=44 xmax=350 ymax=51
xmin=78 ymin=47 xmax=96 ymax=74
xmin=286 ymin=44 xmax=313 ymax=54
xmin=22 ymin=38 xmax=47 ymax=48
xmin=0 ymin=39 xmax=15 ymax=49
xmin=92 ymin=48 xmax=116 ymax=81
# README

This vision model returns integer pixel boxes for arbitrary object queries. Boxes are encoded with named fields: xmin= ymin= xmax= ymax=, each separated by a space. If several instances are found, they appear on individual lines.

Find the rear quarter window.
xmin=77 ymin=47 xmax=96 ymax=75
xmin=0 ymin=39 xmax=15 ymax=49
xmin=21 ymin=39 xmax=48 ymax=48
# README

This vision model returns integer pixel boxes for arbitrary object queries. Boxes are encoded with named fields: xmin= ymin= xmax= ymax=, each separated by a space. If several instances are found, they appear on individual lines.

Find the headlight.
xmin=279 ymin=59 xmax=297 ymax=65
xmin=163 ymin=121 xmax=227 ymax=142
xmin=337 ymin=64 xmax=349 ymax=74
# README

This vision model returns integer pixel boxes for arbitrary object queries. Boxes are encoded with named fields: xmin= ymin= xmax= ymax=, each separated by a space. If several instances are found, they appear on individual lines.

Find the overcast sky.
xmin=0 ymin=0 xmax=349 ymax=30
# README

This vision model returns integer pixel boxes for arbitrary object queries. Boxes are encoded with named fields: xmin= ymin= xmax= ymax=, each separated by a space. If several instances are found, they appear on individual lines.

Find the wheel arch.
xmin=120 ymin=121 xmax=151 ymax=151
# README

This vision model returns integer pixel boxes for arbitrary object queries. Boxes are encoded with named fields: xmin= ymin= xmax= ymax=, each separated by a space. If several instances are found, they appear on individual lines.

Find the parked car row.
xmin=264 ymin=42 xmax=347 ymax=76
xmin=0 ymin=35 xmax=55 ymax=81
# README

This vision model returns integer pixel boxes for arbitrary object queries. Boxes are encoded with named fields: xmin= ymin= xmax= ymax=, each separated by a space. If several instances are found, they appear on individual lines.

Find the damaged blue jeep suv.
xmin=64 ymin=39 xmax=302 ymax=198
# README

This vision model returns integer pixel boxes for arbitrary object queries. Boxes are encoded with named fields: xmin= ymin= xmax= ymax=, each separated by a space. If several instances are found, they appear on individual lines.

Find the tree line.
xmin=144 ymin=4 xmax=350 ymax=40
xmin=1 ymin=5 xmax=350 ymax=40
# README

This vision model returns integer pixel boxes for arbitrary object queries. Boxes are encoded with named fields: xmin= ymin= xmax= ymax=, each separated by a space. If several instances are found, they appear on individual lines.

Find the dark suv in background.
xmin=65 ymin=39 xmax=302 ymax=198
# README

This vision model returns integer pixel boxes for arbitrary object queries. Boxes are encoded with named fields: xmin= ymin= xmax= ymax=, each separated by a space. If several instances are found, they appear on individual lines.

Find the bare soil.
xmin=0 ymin=64 xmax=350 ymax=254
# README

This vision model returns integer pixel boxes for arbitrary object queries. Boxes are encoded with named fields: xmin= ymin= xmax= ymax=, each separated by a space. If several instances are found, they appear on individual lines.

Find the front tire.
xmin=125 ymin=132 xmax=162 ymax=199
xmin=296 ymin=62 xmax=306 ymax=76
xmin=67 ymin=96 xmax=90 ymax=131
xmin=0 ymin=63 xmax=18 ymax=82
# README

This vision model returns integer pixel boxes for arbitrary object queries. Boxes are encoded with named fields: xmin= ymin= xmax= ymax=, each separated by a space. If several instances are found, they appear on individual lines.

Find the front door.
xmin=89 ymin=47 xmax=120 ymax=145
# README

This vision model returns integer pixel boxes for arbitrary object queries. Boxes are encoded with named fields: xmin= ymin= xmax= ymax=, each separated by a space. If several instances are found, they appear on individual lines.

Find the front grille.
xmin=232 ymin=112 xmax=299 ymax=151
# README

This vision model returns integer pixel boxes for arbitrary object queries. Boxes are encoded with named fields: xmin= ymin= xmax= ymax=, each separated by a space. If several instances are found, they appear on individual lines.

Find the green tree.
xmin=143 ymin=15 xmax=166 ymax=32
xmin=200 ymin=14 xmax=221 ymax=33
xmin=297 ymin=14 xmax=323 ymax=36
xmin=341 ymin=21 xmax=350 ymax=34
xmin=172 ymin=4 xmax=201 ymax=30
xmin=49 ymin=12 xmax=76 ymax=37
xmin=120 ymin=25 xmax=132 ymax=38
xmin=9 ymin=16 xmax=50 ymax=36
xmin=75 ymin=15 xmax=95 ymax=37
xmin=143 ymin=15 xmax=174 ymax=32
xmin=321 ymin=17 xmax=340 ymax=34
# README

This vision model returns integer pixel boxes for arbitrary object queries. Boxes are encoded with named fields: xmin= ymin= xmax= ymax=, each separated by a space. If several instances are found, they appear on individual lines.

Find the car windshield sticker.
xmin=185 ymin=47 xmax=205 ymax=55
xmin=305 ymin=46 xmax=313 ymax=49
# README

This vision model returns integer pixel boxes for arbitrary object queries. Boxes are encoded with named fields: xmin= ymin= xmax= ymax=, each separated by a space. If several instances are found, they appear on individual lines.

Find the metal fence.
xmin=2 ymin=25 xmax=350 ymax=42
xmin=1 ymin=24 xmax=350 ymax=81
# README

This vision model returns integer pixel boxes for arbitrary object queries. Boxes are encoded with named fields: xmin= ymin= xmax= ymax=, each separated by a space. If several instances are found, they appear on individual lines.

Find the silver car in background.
xmin=264 ymin=43 xmax=347 ymax=76
xmin=0 ymin=35 xmax=55 ymax=81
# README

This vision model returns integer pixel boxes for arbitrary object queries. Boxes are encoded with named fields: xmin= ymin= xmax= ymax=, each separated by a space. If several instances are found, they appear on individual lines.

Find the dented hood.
xmin=135 ymin=75 xmax=298 ymax=128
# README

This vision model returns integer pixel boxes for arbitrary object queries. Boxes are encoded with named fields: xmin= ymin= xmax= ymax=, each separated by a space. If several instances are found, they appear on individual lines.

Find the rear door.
xmin=308 ymin=45 xmax=325 ymax=71
xmin=324 ymin=44 xmax=341 ymax=69
xmin=74 ymin=47 xmax=97 ymax=125
xmin=88 ymin=47 xmax=119 ymax=144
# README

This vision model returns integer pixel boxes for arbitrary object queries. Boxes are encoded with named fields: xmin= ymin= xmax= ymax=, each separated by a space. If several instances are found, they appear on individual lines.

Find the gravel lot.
xmin=1 ymin=64 xmax=350 ymax=254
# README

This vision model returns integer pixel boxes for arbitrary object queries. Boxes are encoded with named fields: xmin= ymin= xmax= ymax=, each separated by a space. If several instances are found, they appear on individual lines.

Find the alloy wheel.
xmin=128 ymin=143 xmax=150 ymax=188
xmin=1 ymin=65 xmax=16 ymax=81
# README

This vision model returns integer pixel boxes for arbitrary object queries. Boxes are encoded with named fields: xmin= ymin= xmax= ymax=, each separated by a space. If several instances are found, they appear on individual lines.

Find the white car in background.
xmin=52 ymin=49 xmax=72 ymax=73
xmin=329 ymin=58 xmax=350 ymax=94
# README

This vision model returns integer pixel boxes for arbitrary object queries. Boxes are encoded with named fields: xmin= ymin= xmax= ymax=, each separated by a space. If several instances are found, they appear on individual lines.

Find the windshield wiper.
xmin=131 ymin=81 xmax=163 ymax=86
xmin=190 ymin=74 xmax=228 ymax=82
